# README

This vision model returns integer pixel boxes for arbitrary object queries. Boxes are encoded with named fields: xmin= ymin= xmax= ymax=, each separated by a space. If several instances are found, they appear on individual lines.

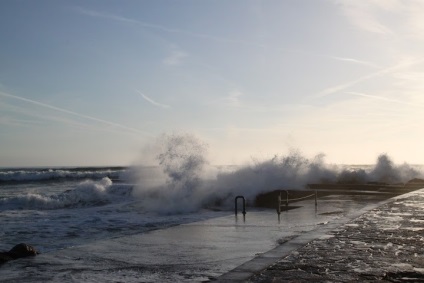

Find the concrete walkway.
xmin=218 ymin=189 xmax=424 ymax=282
xmin=0 ymin=193 xmax=395 ymax=283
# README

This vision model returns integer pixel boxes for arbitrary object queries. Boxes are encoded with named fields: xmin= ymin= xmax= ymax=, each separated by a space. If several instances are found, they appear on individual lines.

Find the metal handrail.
xmin=288 ymin=193 xmax=315 ymax=202
xmin=277 ymin=190 xmax=317 ymax=214
xmin=234 ymin=195 xmax=246 ymax=215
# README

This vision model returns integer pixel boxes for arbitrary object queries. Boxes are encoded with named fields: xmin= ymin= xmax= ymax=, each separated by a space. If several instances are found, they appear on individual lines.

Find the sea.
xmin=1 ymin=150 xmax=423 ymax=282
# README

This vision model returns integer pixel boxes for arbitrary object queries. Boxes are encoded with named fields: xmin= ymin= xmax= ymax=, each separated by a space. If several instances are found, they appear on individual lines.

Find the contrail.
xmin=0 ymin=91 xmax=152 ymax=136
xmin=77 ymin=7 xmax=265 ymax=48
xmin=286 ymin=48 xmax=379 ymax=68
xmin=346 ymin=91 xmax=423 ymax=107
xmin=314 ymin=58 xmax=424 ymax=98
xmin=78 ymin=7 xmax=382 ymax=69
xmin=136 ymin=89 xmax=170 ymax=109
xmin=329 ymin=56 xmax=379 ymax=68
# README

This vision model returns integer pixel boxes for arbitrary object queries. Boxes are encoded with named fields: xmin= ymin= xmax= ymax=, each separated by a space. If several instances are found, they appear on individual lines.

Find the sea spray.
xmin=132 ymin=133 xmax=209 ymax=214
xmin=368 ymin=154 xmax=421 ymax=184
xmin=206 ymin=153 xmax=424 ymax=209
xmin=131 ymin=142 xmax=341 ymax=212
xmin=129 ymin=133 xmax=424 ymax=213
xmin=335 ymin=154 xmax=422 ymax=185
xmin=157 ymin=133 xmax=208 ymax=192
xmin=204 ymin=150 xmax=338 ymax=208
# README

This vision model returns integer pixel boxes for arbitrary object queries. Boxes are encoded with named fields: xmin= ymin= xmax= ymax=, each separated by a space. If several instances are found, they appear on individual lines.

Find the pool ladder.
xmin=234 ymin=196 xmax=246 ymax=216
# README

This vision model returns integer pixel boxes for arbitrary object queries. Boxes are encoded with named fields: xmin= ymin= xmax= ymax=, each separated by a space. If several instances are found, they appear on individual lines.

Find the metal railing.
xmin=277 ymin=190 xmax=317 ymax=214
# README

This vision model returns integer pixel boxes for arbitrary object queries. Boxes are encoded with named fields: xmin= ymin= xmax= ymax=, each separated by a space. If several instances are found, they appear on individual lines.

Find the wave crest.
xmin=0 ymin=168 xmax=125 ymax=183
xmin=0 ymin=178 xmax=133 ymax=211
xmin=129 ymin=134 xmax=424 ymax=213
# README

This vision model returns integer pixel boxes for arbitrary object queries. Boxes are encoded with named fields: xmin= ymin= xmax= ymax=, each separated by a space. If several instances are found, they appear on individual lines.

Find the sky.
xmin=1 ymin=0 xmax=424 ymax=167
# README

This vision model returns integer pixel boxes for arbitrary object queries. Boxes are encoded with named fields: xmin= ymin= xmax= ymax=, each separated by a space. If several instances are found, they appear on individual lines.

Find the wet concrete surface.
xmin=239 ymin=189 xmax=424 ymax=283
xmin=0 ymin=194 xmax=390 ymax=282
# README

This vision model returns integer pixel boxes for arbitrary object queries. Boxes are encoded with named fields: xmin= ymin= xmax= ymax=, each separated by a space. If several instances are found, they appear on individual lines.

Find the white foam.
xmin=0 ymin=177 xmax=132 ymax=210
xmin=128 ymin=134 xmax=424 ymax=213
xmin=0 ymin=168 xmax=124 ymax=182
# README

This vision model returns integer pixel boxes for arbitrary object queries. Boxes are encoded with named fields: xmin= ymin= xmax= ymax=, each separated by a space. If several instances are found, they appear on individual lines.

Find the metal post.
xmin=315 ymin=190 xmax=318 ymax=207
xmin=277 ymin=192 xmax=281 ymax=215
xmin=286 ymin=190 xmax=289 ymax=208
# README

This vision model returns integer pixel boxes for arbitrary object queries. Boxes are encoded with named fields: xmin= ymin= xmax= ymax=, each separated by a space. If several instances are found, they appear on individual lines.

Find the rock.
xmin=0 ymin=243 xmax=38 ymax=265
xmin=8 ymin=243 xmax=38 ymax=258
xmin=0 ymin=253 xmax=14 ymax=265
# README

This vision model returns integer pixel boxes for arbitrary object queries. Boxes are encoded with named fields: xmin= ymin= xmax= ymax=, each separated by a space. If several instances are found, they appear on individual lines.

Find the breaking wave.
xmin=3 ymin=134 xmax=422 ymax=214
xmin=0 ymin=178 xmax=133 ymax=211
xmin=0 ymin=167 xmax=126 ymax=183
xmin=129 ymin=133 xmax=424 ymax=214
xmin=131 ymin=133 xmax=209 ymax=214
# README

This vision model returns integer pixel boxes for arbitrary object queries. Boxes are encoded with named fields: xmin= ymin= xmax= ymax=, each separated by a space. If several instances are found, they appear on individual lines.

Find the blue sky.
xmin=1 ymin=0 xmax=424 ymax=167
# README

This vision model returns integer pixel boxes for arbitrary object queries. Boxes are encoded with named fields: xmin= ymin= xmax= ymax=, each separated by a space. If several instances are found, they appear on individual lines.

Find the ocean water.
xmin=1 ymin=140 xmax=424 ymax=281
xmin=0 ymin=166 xmax=222 ymax=253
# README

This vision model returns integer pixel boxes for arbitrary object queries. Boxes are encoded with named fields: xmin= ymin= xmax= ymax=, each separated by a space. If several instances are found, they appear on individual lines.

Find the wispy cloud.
xmin=345 ymin=8 xmax=393 ymax=35
xmin=224 ymin=90 xmax=243 ymax=108
xmin=0 ymin=91 xmax=151 ymax=136
xmin=206 ymin=89 xmax=245 ymax=109
xmin=136 ymin=89 xmax=170 ymax=109
xmin=163 ymin=50 xmax=188 ymax=66
xmin=335 ymin=0 xmax=395 ymax=35
xmin=335 ymin=0 xmax=424 ymax=40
